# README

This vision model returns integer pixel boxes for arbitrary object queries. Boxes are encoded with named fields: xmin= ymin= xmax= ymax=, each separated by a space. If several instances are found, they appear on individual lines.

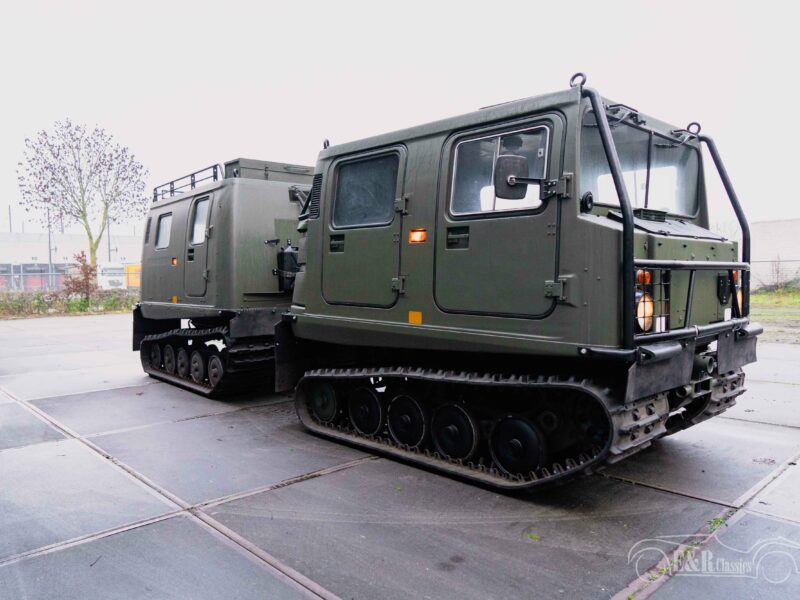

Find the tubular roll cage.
xmin=581 ymin=87 xmax=751 ymax=350
xmin=152 ymin=164 xmax=223 ymax=202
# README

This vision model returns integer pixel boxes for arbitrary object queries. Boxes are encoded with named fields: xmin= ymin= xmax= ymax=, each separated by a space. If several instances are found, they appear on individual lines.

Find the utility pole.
xmin=47 ymin=207 xmax=53 ymax=289
xmin=107 ymin=219 xmax=112 ymax=262
xmin=7 ymin=205 xmax=11 ymax=232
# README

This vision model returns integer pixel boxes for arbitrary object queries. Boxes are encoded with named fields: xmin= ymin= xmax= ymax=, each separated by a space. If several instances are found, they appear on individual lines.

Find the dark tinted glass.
xmin=333 ymin=154 xmax=399 ymax=227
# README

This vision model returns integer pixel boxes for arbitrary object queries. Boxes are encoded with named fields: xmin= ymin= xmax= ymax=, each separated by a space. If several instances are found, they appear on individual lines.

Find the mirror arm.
xmin=506 ymin=175 xmax=541 ymax=187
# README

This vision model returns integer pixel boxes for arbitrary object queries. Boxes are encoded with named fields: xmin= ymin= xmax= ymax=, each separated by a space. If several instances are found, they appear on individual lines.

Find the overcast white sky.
xmin=0 ymin=0 xmax=796 ymax=239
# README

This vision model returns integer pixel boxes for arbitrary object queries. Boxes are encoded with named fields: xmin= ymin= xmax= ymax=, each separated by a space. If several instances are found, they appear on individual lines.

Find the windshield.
xmin=580 ymin=111 xmax=700 ymax=216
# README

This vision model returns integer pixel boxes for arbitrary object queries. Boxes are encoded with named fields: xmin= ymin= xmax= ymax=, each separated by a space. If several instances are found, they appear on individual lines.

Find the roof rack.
xmin=152 ymin=164 xmax=223 ymax=202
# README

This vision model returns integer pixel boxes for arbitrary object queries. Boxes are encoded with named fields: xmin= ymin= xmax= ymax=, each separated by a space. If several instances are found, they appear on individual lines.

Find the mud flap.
xmin=274 ymin=320 xmax=307 ymax=393
xmin=625 ymin=339 xmax=695 ymax=403
xmin=717 ymin=323 xmax=761 ymax=373
xmin=132 ymin=305 xmax=179 ymax=351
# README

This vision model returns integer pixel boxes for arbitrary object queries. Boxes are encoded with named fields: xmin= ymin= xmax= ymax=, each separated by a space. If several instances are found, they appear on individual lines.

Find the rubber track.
xmin=295 ymin=366 xmax=674 ymax=491
xmin=140 ymin=327 xmax=273 ymax=397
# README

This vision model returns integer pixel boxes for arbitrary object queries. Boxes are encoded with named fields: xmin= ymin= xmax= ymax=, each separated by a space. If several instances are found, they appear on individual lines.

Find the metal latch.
xmin=544 ymin=278 xmax=567 ymax=301
xmin=540 ymin=173 xmax=573 ymax=200
xmin=391 ymin=276 xmax=406 ymax=294
xmin=202 ymin=269 xmax=209 ymax=281
xmin=394 ymin=194 xmax=410 ymax=215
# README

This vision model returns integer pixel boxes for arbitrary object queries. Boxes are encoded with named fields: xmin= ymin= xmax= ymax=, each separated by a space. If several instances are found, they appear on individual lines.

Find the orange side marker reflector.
xmin=171 ymin=295 xmax=178 ymax=304
xmin=409 ymin=228 xmax=427 ymax=244
xmin=171 ymin=257 xmax=178 ymax=266
xmin=408 ymin=311 xmax=423 ymax=325
xmin=636 ymin=269 xmax=651 ymax=285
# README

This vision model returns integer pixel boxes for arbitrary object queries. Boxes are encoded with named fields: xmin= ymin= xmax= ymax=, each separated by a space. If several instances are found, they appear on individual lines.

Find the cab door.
xmin=322 ymin=149 xmax=406 ymax=307
xmin=184 ymin=195 xmax=212 ymax=297
xmin=435 ymin=120 xmax=562 ymax=318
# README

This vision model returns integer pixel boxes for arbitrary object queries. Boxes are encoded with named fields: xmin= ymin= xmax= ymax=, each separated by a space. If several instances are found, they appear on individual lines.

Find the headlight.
xmin=736 ymin=286 xmax=743 ymax=312
xmin=636 ymin=291 xmax=654 ymax=332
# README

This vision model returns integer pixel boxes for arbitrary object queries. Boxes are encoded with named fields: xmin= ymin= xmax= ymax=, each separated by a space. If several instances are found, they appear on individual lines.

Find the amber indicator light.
xmin=409 ymin=228 xmax=427 ymax=244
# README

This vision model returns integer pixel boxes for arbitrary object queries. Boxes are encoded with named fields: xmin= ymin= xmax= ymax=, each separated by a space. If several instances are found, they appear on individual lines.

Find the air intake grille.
xmin=309 ymin=174 xmax=322 ymax=219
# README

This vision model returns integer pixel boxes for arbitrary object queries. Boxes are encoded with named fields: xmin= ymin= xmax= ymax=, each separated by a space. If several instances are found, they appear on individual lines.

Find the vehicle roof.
xmin=319 ymin=87 xmax=581 ymax=160
xmin=318 ymin=85 xmax=693 ymax=160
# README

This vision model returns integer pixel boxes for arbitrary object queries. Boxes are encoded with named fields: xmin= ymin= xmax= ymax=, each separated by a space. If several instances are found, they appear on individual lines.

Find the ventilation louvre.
xmin=309 ymin=174 xmax=322 ymax=219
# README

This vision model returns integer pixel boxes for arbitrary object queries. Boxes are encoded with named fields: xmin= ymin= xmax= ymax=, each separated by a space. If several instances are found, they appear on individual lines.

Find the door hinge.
xmin=391 ymin=276 xmax=406 ymax=294
xmin=544 ymin=278 xmax=567 ymax=301
xmin=203 ymin=269 xmax=210 ymax=281
xmin=540 ymin=173 xmax=573 ymax=200
xmin=394 ymin=193 xmax=411 ymax=215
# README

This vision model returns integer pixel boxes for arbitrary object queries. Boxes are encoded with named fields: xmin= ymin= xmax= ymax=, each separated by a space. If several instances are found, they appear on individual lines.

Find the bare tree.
xmin=17 ymin=120 xmax=148 ymax=267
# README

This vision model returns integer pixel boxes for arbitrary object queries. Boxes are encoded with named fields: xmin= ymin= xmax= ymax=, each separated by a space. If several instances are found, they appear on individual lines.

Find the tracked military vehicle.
xmin=135 ymin=159 xmax=313 ymax=393
xmin=136 ymin=74 xmax=761 ymax=490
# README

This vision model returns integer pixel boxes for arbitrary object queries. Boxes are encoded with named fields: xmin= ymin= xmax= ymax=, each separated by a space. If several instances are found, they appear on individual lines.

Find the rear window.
xmin=333 ymin=154 xmax=399 ymax=228
xmin=155 ymin=213 xmax=172 ymax=249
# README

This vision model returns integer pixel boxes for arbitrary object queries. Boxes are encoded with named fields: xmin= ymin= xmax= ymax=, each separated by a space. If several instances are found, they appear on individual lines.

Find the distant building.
xmin=0 ymin=231 xmax=143 ymax=292
xmin=0 ymin=232 xmax=142 ymax=266
xmin=750 ymin=219 xmax=800 ymax=289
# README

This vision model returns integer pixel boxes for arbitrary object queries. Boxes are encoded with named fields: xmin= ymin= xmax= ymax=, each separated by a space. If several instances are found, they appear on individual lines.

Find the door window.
xmin=190 ymin=197 xmax=210 ymax=244
xmin=451 ymin=126 xmax=549 ymax=215
xmin=333 ymin=154 xmax=399 ymax=228
xmin=155 ymin=213 xmax=172 ymax=249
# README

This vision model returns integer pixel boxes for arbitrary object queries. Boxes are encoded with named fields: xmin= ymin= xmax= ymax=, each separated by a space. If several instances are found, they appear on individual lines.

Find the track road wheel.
xmin=148 ymin=343 xmax=162 ymax=370
xmin=163 ymin=344 xmax=176 ymax=375
xmin=207 ymin=353 xmax=224 ymax=389
xmin=387 ymin=392 xmax=429 ymax=449
xmin=431 ymin=404 xmax=479 ymax=461
xmin=347 ymin=386 xmax=385 ymax=436
xmin=190 ymin=350 xmax=206 ymax=384
xmin=307 ymin=382 xmax=341 ymax=424
xmin=489 ymin=416 xmax=547 ymax=476
xmin=176 ymin=347 xmax=190 ymax=379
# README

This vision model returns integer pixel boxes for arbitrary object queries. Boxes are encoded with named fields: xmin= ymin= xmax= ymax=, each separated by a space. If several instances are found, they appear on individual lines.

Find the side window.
xmin=451 ymin=127 xmax=549 ymax=215
xmin=333 ymin=154 xmax=399 ymax=228
xmin=155 ymin=213 xmax=172 ymax=249
xmin=190 ymin=197 xmax=210 ymax=244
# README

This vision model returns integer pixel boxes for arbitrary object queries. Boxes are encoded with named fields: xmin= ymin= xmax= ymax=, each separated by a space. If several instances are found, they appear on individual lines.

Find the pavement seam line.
xmin=0 ymin=384 xmax=344 ymax=598
xmin=0 ymin=512 xmax=184 ymax=568
xmin=197 ymin=456 xmax=379 ymax=510
xmin=597 ymin=472 xmax=737 ymax=508
xmin=80 ymin=397 xmax=292 ymax=439
xmin=190 ymin=510 xmax=341 ymax=600
xmin=718 ymin=414 xmax=800 ymax=430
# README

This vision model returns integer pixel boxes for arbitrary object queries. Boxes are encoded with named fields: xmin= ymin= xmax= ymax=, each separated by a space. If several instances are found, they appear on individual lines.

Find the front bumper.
xmin=625 ymin=320 xmax=762 ymax=403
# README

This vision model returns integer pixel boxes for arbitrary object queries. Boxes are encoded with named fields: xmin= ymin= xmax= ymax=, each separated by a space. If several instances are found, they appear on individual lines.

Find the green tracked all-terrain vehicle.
xmin=135 ymin=75 xmax=761 ymax=490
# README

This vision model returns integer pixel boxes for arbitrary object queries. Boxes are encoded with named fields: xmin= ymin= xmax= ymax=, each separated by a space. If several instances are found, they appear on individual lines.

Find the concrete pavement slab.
xmin=0 ymin=349 xmax=133 ymax=377
xmin=0 ymin=402 xmax=64 ymax=450
xmin=0 ymin=515 xmax=308 ymax=600
xmin=0 ymin=438 xmax=171 ymax=560
xmin=747 ymin=463 xmax=800 ymax=524
xmin=31 ymin=382 xmax=283 ymax=437
xmin=0 ymin=362 xmax=152 ymax=401
xmin=746 ymin=343 xmax=800 ymax=385
xmin=723 ymin=380 xmax=800 ymax=428
xmin=650 ymin=511 xmax=800 ymax=600
xmin=91 ymin=402 xmax=366 ymax=504
xmin=604 ymin=417 xmax=800 ymax=506
xmin=206 ymin=458 xmax=724 ymax=600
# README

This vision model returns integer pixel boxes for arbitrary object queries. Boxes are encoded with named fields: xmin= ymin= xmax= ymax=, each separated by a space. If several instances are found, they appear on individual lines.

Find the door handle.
xmin=187 ymin=247 xmax=195 ymax=261
xmin=446 ymin=227 xmax=469 ymax=249
xmin=330 ymin=234 xmax=345 ymax=253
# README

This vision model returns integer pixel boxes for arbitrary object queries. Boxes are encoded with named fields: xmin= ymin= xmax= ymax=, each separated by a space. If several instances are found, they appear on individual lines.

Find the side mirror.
xmin=493 ymin=154 xmax=539 ymax=200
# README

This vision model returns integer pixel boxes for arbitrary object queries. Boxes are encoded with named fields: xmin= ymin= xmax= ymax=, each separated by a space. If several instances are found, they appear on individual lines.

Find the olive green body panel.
xmin=140 ymin=173 xmax=310 ymax=321
xmin=291 ymin=88 xmax=740 ymax=356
